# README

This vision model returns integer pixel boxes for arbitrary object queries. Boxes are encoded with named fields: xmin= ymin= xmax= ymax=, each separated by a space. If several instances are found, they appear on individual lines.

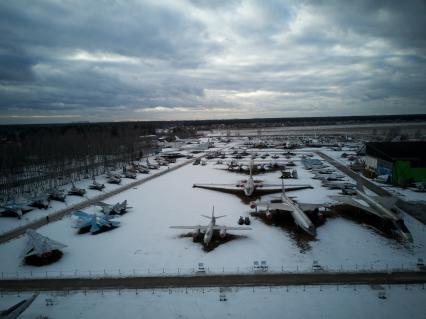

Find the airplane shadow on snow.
xmin=179 ymin=233 xmax=249 ymax=252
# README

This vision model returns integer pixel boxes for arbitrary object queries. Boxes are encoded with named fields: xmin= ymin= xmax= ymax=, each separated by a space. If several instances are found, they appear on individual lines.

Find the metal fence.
xmin=1 ymin=262 xmax=424 ymax=280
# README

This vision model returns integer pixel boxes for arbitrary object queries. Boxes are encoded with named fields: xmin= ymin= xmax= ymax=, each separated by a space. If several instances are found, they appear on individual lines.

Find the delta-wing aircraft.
xmin=194 ymin=159 xmax=312 ymax=197
xmin=21 ymin=229 xmax=67 ymax=258
xmin=170 ymin=207 xmax=251 ymax=247
xmin=250 ymin=179 xmax=326 ymax=236
xmin=329 ymin=181 xmax=412 ymax=241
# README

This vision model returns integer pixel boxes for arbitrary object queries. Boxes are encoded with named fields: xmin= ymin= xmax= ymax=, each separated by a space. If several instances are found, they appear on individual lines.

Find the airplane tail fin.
xmin=249 ymin=159 xmax=254 ymax=178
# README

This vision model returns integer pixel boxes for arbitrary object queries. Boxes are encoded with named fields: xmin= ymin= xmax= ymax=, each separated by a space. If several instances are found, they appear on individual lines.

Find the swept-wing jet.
xmin=68 ymin=183 xmax=86 ymax=196
xmin=194 ymin=160 xmax=312 ymax=197
xmin=89 ymin=178 xmax=105 ymax=191
xmin=0 ymin=202 xmax=33 ymax=219
xmin=72 ymin=211 xmax=120 ymax=234
xmin=322 ymin=180 xmax=356 ymax=194
xmin=94 ymin=200 xmax=130 ymax=215
xmin=329 ymin=181 xmax=412 ymax=241
xmin=146 ymin=158 xmax=159 ymax=169
xmin=312 ymin=172 xmax=346 ymax=181
xmin=48 ymin=188 xmax=66 ymax=202
xmin=106 ymin=172 xmax=121 ymax=184
xmin=0 ymin=294 xmax=38 ymax=319
xmin=170 ymin=207 xmax=251 ymax=247
xmin=21 ymin=229 xmax=67 ymax=259
xmin=250 ymin=180 xmax=325 ymax=236
xmin=28 ymin=194 xmax=50 ymax=209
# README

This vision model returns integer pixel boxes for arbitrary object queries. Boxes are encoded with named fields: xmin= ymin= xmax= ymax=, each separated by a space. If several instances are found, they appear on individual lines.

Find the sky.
xmin=0 ymin=0 xmax=425 ymax=124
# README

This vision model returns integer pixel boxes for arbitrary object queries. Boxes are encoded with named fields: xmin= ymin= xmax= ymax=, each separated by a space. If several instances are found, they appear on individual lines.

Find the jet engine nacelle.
xmin=266 ymin=210 xmax=273 ymax=220
xmin=250 ymin=201 xmax=257 ymax=209
xmin=192 ymin=228 xmax=200 ymax=238
xmin=219 ymin=229 xmax=226 ymax=238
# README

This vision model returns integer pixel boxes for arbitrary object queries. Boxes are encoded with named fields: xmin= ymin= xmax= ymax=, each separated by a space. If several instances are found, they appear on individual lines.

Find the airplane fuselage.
xmin=203 ymin=224 xmax=214 ymax=245
xmin=281 ymin=194 xmax=316 ymax=236
xmin=244 ymin=176 xmax=256 ymax=196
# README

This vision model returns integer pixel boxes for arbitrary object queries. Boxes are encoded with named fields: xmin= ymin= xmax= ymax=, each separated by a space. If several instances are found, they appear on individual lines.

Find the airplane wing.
xmin=255 ymin=184 xmax=312 ymax=195
xmin=94 ymin=202 xmax=111 ymax=209
xmin=73 ymin=211 xmax=91 ymax=219
xmin=329 ymin=195 xmax=382 ymax=217
xmin=73 ymin=219 xmax=92 ymax=229
xmin=256 ymin=202 xmax=293 ymax=212
xmin=369 ymin=196 xmax=398 ymax=210
xmin=170 ymin=226 xmax=208 ymax=230
xmin=298 ymin=203 xmax=327 ymax=211
xmin=90 ymin=223 xmax=101 ymax=233
xmin=213 ymin=226 xmax=252 ymax=231
xmin=193 ymin=184 xmax=244 ymax=195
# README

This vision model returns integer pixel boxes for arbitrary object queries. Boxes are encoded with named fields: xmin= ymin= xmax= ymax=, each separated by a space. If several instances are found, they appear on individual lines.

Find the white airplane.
xmin=94 ymin=200 xmax=130 ymax=215
xmin=329 ymin=181 xmax=412 ymax=241
xmin=170 ymin=207 xmax=251 ymax=246
xmin=194 ymin=159 xmax=312 ymax=197
xmin=250 ymin=179 xmax=325 ymax=236
xmin=21 ymin=229 xmax=67 ymax=258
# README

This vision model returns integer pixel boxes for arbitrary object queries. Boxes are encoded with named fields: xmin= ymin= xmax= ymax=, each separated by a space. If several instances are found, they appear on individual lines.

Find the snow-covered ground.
xmin=0 ymin=149 xmax=425 ymax=278
xmin=1 ymin=285 xmax=425 ymax=319
xmin=0 ymin=154 xmax=198 ymax=236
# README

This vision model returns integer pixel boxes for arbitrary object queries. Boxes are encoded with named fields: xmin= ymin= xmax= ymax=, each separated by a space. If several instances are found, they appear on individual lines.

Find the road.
xmin=0 ymin=157 xmax=196 ymax=244
xmin=316 ymin=151 xmax=426 ymax=225
xmin=0 ymin=271 xmax=425 ymax=291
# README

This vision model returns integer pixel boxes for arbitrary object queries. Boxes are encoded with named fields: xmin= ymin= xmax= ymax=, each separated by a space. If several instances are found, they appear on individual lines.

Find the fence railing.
xmin=1 ymin=262 xmax=424 ymax=280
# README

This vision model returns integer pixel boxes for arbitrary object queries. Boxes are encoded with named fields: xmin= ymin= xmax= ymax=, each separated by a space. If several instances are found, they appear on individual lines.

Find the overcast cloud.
xmin=0 ymin=0 xmax=425 ymax=124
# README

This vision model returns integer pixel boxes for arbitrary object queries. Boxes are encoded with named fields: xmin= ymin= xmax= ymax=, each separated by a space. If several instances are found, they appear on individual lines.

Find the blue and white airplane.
xmin=72 ymin=211 xmax=120 ymax=234
xmin=0 ymin=202 xmax=33 ymax=219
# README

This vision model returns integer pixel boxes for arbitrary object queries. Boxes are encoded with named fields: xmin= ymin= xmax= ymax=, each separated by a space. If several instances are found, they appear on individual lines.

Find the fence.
xmin=1 ymin=262 xmax=424 ymax=280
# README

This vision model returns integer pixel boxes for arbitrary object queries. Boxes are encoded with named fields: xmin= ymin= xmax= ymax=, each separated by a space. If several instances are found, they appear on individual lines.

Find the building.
xmin=363 ymin=142 xmax=426 ymax=185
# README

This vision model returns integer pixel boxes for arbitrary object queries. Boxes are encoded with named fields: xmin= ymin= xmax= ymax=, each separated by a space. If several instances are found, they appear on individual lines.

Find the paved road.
xmin=316 ymin=151 xmax=426 ymax=225
xmin=0 ymin=158 xmax=196 ymax=244
xmin=0 ymin=271 xmax=425 ymax=291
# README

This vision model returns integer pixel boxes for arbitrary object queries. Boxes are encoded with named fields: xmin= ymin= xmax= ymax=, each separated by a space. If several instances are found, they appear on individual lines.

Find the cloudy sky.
xmin=0 ymin=0 xmax=425 ymax=124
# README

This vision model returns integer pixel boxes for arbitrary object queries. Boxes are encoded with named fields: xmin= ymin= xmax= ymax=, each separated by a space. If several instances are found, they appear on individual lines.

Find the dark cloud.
xmin=0 ymin=0 xmax=425 ymax=123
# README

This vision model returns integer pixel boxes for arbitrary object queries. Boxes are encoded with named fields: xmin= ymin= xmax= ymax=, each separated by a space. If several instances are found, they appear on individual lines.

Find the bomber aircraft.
xmin=250 ymin=180 xmax=327 ymax=236
xmin=329 ymin=181 xmax=412 ymax=241
xmin=194 ymin=160 xmax=312 ymax=197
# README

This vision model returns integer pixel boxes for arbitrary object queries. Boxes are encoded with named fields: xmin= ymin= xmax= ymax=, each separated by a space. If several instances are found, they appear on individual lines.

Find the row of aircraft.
xmin=174 ymin=151 xmax=412 ymax=247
